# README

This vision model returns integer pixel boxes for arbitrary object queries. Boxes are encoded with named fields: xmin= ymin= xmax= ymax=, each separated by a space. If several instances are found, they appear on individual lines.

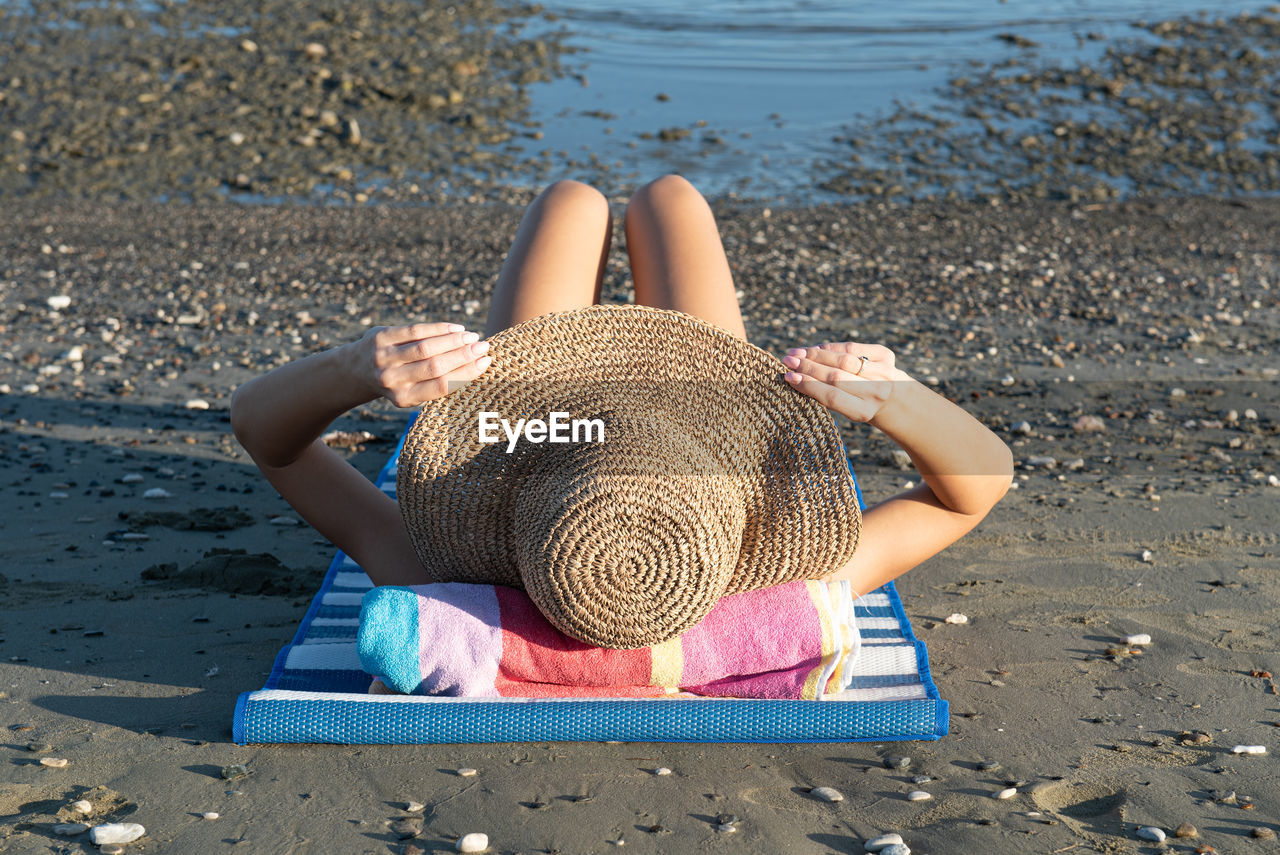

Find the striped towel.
xmin=357 ymin=579 xmax=861 ymax=700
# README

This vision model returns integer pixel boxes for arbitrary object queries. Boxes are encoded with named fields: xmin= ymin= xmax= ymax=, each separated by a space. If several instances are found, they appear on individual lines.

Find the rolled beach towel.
xmin=357 ymin=579 xmax=860 ymax=700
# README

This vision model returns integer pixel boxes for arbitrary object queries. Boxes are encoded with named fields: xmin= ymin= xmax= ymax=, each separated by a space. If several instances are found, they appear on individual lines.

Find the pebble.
xmin=39 ymin=756 xmax=69 ymax=767
xmin=90 ymin=822 xmax=146 ymax=845
xmin=1027 ymin=454 xmax=1057 ymax=468
xmin=26 ymin=741 xmax=52 ymax=752
xmin=71 ymin=799 xmax=93 ymax=814
xmin=994 ymin=787 xmax=1017 ymax=799
xmin=185 ymin=398 xmax=210 ymax=410
xmin=880 ymin=846 xmax=911 ymax=855
xmin=1140 ymin=549 xmax=1154 ymax=563
xmin=456 ymin=767 xmax=478 ymax=776
xmin=202 ymin=811 xmax=220 ymax=820
xmin=653 ymin=767 xmax=672 ymax=776
xmin=810 ymin=786 xmax=844 ymax=802
xmin=121 ymin=473 xmax=144 ymax=483
xmin=143 ymin=487 xmax=172 ymax=499
xmin=101 ymin=846 xmax=125 ymax=855
xmin=1244 ymin=408 xmax=1258 ymax=420
xmin=404 ymin=801 xmax=424 ymax=812
xmin=906 ymin=791 xmax=931 ymax=801
xmin=978 ymin=760 xmax=1001 ymax=771
xmin=944 ymin=613 xmax=968 ymax=624
xmin=1231 ymin=745 xmax=1266 ymax=755
xmin=864 ymin=833 xmax=905 ymax=852
xmin=1073 ymin=414 xmax=1106 ymax=432
xmin=1254 ymin=827 xmax=1277 ymax=839
xmin=1136 ymin=826 xmax=1166 ymax=842
xmin=910 ymin=775 xmax=932 ymax=784
xmin=53 ymin=822 xmax=89 ymax=835
xmin=1173 ymin=823 xmax=1198 ymax=838
xmin=1124 ymin=633 xmax=1152 ymax=645
xmin=716 ymin=822 xmax=737 ymax=832
xmin=269 ymin=516 xmax=300 ymax=525
xmin=456 ymin=832 xmax=489 ymax=852
xmin=390 ymin=818 xmax=422 ymax=839
xmin=220 ymin=763 xmax=249 ymax=779
xmin=1011 ymin=420 xmax=1032 ymax=435
xmin=884 ymin=756 xmax=911 ymax=769
xmin=47 ymin=295 xmax=72 ymax=310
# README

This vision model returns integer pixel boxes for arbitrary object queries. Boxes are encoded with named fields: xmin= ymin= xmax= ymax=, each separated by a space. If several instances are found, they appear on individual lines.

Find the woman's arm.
xmin=229 ymin=322 xmax=492 ymax=586
xmin=782 ymin=342 xmax=1014 ymax=595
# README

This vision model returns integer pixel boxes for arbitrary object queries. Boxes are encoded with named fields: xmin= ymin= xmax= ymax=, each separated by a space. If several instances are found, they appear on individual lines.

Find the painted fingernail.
xmin=462 ymin=331 xmax=479 ymax=344
xmin=784 ymin=372 xmax=801 ymax=383
xmin=447 ymin=323 xmax=465 ymax=332
xmin=782 ymin=354 xmax=800 ymax=369
xmin=786 ymin=347 xmax=805 ymax=356
xmin=476 ymin=355 xmax=493 ymax=370
xmin=471 ymin=340 xmax=490 ymax=356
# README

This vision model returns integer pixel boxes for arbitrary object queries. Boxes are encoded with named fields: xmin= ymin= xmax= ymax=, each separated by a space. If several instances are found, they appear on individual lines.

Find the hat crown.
xmin=513 ymin=424 xmax=746 ymax=648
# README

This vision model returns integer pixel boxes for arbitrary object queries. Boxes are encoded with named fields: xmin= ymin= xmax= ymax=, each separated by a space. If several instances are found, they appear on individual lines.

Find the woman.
xmin=230 ymin=175 xmax=1014 ymax=611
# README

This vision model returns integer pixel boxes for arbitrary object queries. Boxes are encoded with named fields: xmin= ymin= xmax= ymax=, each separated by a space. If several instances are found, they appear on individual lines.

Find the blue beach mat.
xmin=233 ymin=416 xmax=949 ymax=744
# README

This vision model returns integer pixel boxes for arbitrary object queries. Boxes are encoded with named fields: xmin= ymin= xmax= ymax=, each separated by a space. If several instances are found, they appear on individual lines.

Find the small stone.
xmin=884 ymin=755 xmax=911 ymax=769
xmin=220 ymin=764 xmax=249 ymax=779
xmin=1073 ymin=415 xmax=1106 ymax=433
xmin=1011 ymin=420 xmax=1032 ymax=435
xmin=71 ymin=799 xmax=93 ymax=814
xmin=456 ymin=832 xmax=489 ymax=852
xmin=39 ymin=757 xmax=68 ymax=767
xmin=944 ymin=613 xmax=968 ymax=625
xmin=1065 ymin=457 xmax=1085 ymax=471
xmin=53 ymin=822 xmax=89 ymax=835
xmin=269 ymin=516 xmax=299 ymax=525
xmin=864 ymin=833 xmax=905 ymax=852
xmin=1170 ymin=387 xmax=1187 ymax=398
xmin=143 ymin=488 xmax=172 ymax=499
xmin=1173 ymin=823 xmax=1198 ymax=838
xmin=227 ymin=132 xmax=246 ymax=146
xmin=1253 ymin=827 xmax=1276 ymax=839
xmin=121 ymin=473 xmax=144 ymax=483
xmin=1244 ymin=408 xmax=1258 ymax=420
xmin=239 ymin=38 xmax=258 ymax=52
xmin=810 ymin=786 xmax=844 ymax=802
xmin=344 ymin=118 xmax=362 ymax=145
xmin=1027 ymin=455 xmax=1057 ymax=468
xmin=100 ymin=845 xmax=125 ymax=855
xmin=303 ymin=42 xmax=327 ymax=59
xmin=994 ymin=787 xmax=1017 ymax=799
xmin=910 ymin=775 xmax=932 ymax=784
xmin=90 ymin=823 xmax=146 ymax=845
xmin=978 ymin=760 xmax=1001 ymax=771
xmin=26 ymin=741 xmax=52 ymax=752
xmin=185 ymin=398 xmax=210 ymax=410
xmin=715 ymin=813 xmax=739 ymax=825
xmin=390 ymin=819 xmax=422 ymax=839
xmin=404 ymin=801 xmax=424 ymax=812
xmin=202 ymin=812 xmax=220 ymax=820
xmin=653 ymin=767 xmax=672 ymax=776
xmin=906 ymin=791 xmax=931 ymax=801
xmin=456 ymin=767 xmax=478 ymax=777
xmin=1136 ymin=826 xmax=1166 ymax=842
xmin=47 ymin=295 xmax=72 ymax=310
xmin=1124 ymin=633 xmax=1151 ymax=645
xmin=716 ymin=822 xmax=737 ymax=832
xmin=1231 ymin=745 xmax=1266 ymax=755
xmin=1140 ymin=550 xmax=1153 ymax=563
xmin=881 ymin=845 xmax=911 ymax=855
xmin=1000 ymin=375 xmax=1015 ymax=387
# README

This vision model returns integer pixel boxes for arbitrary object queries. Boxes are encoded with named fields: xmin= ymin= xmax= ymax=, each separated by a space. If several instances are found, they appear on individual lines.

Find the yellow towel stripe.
xmin=650 ymin=635 xmax=684 ymax=688
xmin=801 ymin=580 xmax=840 ymax=700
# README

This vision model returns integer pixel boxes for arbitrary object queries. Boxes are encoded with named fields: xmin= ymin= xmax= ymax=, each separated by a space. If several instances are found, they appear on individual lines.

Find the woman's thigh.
xmin=623 ymin=174 xmax=746 ymax=340
xmin=484 ymin=180 xmax=613 ymax=337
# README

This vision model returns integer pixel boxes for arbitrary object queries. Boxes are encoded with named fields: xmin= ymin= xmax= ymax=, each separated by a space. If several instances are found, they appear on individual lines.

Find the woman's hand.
xmin=349 ymin=322 xmax=493 ymax=408
xmin=781 ymin=342 xmax=907 ymax=425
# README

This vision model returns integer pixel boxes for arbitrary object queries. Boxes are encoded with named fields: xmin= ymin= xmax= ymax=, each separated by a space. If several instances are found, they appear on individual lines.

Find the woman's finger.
xmin=388 ymin=329 xmax=480 ymax=365
xmin=786 ymin=346 xmax=884 ymax=378
xmin=782 ymin=372 xmax=881 ymax=422
xmin=374 ymin=322 xmax=465 ymax=348
xmin=409 ymin=352 xmax=494 ymax=402
xmin=389 ymin=339 xmax=490 ymax=387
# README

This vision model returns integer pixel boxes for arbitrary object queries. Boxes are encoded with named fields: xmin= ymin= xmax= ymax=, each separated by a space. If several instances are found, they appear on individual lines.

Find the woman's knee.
xmin=626 ymin=174 xmax=707 ymax=222
xmin=536 ymin=179 xmax=610 ymax=223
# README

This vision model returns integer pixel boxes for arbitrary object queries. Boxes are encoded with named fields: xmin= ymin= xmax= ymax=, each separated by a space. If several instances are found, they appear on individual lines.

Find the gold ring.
xmin=855 ymin=355 xmax=869 ymax=376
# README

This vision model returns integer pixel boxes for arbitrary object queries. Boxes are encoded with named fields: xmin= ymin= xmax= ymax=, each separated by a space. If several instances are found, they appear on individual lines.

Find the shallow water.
xmin=517 ymin=0 xmax=1271 ymax=199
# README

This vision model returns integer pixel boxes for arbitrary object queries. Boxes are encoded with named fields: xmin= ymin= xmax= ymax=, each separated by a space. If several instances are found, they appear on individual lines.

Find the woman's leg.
xmin=484 ymin=180 xmax=613 ymax=337
xmin=623 ymin=174 xmax=746 ymax=340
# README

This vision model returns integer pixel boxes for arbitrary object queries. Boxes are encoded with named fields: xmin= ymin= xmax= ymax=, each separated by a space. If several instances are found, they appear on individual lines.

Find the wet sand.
xmin=1 ymin=195 xmax=1277 ymax=852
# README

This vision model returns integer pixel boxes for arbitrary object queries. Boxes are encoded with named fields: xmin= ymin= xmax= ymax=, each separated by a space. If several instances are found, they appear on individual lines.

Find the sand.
xmin=1 ymin=196 xmax=1277 ymax=853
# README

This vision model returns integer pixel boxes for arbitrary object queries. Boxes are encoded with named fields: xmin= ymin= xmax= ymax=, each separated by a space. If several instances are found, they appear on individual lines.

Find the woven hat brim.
xmin=397 ymin=304 xmax=861 ymax=647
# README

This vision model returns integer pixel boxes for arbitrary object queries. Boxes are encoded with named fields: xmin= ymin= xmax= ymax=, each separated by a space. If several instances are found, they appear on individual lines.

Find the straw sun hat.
xmin=397 ymin=303 xmax=861 ymax=649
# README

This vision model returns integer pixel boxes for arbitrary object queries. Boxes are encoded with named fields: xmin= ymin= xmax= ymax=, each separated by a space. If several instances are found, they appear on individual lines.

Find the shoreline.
xmin=2 ymin=193 xmax=1277 ymax=853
